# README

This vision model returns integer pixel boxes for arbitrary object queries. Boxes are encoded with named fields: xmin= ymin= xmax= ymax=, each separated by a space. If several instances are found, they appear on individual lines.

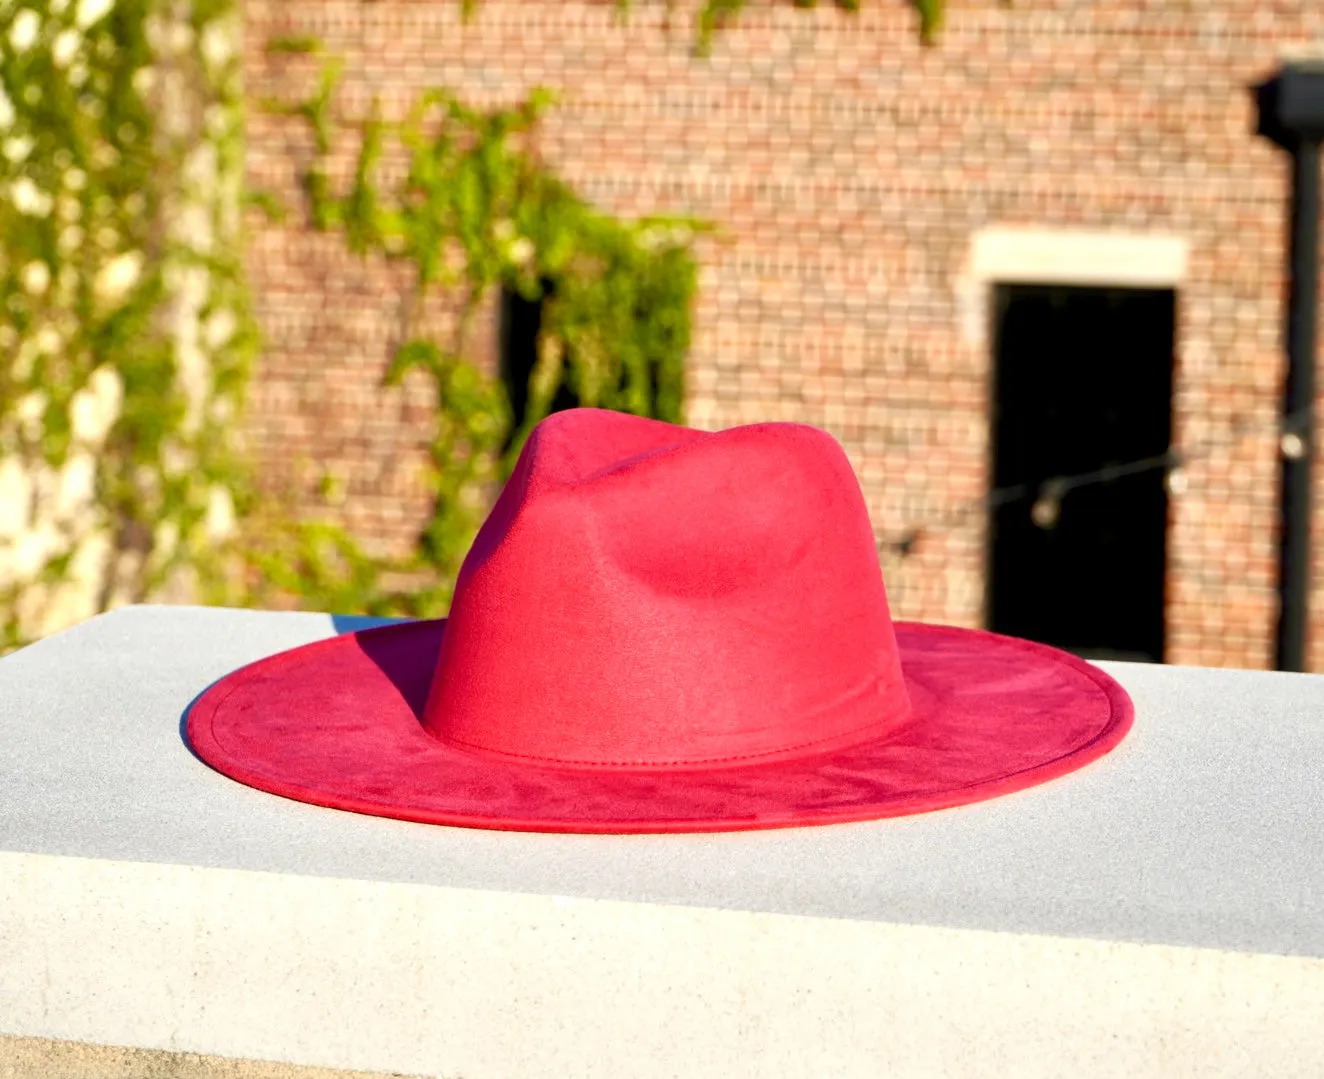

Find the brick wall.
xmin=242 ymin=0 xmax=1324 ymax=669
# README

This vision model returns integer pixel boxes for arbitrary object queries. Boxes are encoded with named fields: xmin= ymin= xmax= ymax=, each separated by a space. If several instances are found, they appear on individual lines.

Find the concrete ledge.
xmin=3 ymin=606 xmax=1324 ymax=1077
xmin=6 ymin=851 xmax=1323 ymax=1078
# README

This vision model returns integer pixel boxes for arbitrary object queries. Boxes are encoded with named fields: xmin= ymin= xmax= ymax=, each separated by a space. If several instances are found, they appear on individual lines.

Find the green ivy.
xmin=694 ymin=0 xmax=944 ymax=53
xmin=517 ymin=0 xmax=942 ymax=55
xmin=258 ymin=58 xmax=702 ymax=616
xmin=241 ymin=0 xmax=953 ymax=618
xmin=0 ymin=0 xmax=257 ymax=648
xmin=1 ymin=0 xmax=950 ymax=645
xmin=466 ymin=1 xmax=944 ymax=55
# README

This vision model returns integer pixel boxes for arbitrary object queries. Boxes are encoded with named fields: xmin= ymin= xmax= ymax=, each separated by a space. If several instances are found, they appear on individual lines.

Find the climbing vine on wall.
xmin=0 ymin=0 xmax=953 ymax=644
xmin=691 ymin=0 xmax=944 ymax=54
xmin=0 ymin=0 xmax=256 ymax=648
xmin=462 ymin=0 xmax=945 ymax=55
xmin=242 ymin=0 xmax=953 ymax=616
xmin=255 ymin=48 xmax=702 ymax=616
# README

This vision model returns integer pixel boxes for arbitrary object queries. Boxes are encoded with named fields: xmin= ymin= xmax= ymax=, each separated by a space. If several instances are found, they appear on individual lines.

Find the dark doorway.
xmin=988 ymin=283 xmax=1175 ymax=663
xmin=498 ymin=282 xmax=578 ymax=455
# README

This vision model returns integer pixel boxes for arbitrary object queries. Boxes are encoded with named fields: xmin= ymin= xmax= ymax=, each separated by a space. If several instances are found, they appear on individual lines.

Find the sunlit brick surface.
xmin=243 ymin=0 xmax=1324 ymax=670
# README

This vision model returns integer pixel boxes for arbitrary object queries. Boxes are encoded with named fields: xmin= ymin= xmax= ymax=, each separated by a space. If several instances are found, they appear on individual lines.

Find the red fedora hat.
xmin=187 ymin=408 xmax=1132 ymax=833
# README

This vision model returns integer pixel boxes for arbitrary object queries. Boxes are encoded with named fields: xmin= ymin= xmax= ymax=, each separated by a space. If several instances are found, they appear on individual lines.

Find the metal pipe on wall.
xmin=1255 ymin=63 xmax=1324 ymax=672
xmin=1276 ymin=141 xmax=1320 ymax=672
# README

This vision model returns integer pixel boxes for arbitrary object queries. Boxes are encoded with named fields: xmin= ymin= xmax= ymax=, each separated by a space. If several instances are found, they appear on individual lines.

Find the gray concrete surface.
xmin=2 ymin=604 xmax=1322 ymax=958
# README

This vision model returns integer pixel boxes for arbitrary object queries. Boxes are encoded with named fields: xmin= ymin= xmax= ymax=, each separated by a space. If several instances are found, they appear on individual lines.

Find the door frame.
xmin=957 ymin=226 xmax=1188 ymax=348
xmin=960 ymin=226 xmax=1189 ymax=650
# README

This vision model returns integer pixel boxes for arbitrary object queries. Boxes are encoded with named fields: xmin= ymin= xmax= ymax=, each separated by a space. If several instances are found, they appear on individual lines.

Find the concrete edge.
xmin=5 ymin=850 xmax=1324 ymax=1078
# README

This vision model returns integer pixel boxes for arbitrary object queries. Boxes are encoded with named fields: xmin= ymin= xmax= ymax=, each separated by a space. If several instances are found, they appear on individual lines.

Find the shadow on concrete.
xmin=331 ymin=614 xmax=411 ymax=635
xmin=179 ymin=679 xmax=223 ymax=765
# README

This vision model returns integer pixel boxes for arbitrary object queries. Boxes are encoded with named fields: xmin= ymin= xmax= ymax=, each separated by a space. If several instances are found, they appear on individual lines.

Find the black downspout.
xmin=1255 ymin=63 xmax=1324 ymax=672
xmin=1277 ymin=142 xmax=1320 ymax=672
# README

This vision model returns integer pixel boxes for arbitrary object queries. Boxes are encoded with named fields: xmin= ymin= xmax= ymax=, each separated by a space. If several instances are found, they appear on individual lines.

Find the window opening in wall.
xmin=498 ymin=281 xmax=579 ymax=454
xmin=988 ymin=283 xmax=1176 ymax=664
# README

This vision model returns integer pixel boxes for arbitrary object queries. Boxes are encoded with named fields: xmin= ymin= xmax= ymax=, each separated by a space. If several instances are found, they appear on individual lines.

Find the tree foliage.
xmin=257 ymin=51 xmax=701 ymax=615
xmin=0 ymin=0 xmax=255 ymax=647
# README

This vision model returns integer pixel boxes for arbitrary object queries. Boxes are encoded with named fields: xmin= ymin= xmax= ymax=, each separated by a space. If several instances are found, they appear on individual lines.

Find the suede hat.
xmin=187 ymin=408 xmax=1132 ymax=833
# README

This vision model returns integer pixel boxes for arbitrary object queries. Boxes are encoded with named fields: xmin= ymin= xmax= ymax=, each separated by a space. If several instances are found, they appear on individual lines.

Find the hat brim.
xmin=186 ymin=620 xmax=1132 ymax=833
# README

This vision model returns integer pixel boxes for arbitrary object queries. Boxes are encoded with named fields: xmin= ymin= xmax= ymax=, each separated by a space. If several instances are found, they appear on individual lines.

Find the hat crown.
xmin=423 ymin=409 xmax=909 ymax=769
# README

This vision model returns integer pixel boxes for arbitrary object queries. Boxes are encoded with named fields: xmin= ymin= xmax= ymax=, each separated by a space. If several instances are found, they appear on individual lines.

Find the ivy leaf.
xmin=242 ymin=188 xmax=288 ymax=223
xmin=914 ymin=0 xmax=944 ymax=43
xmin=41 ymin=401 xmax=73 ymax=468
xmin=694 ymin=0 xmax=745 ymax=56
xmin=343 ymin=104 xmax=385 ymax=255
xmin=265 ymin=35 xmax=322 ymax=55
xmin=386 ymin=340 xmax=447 ymax=385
